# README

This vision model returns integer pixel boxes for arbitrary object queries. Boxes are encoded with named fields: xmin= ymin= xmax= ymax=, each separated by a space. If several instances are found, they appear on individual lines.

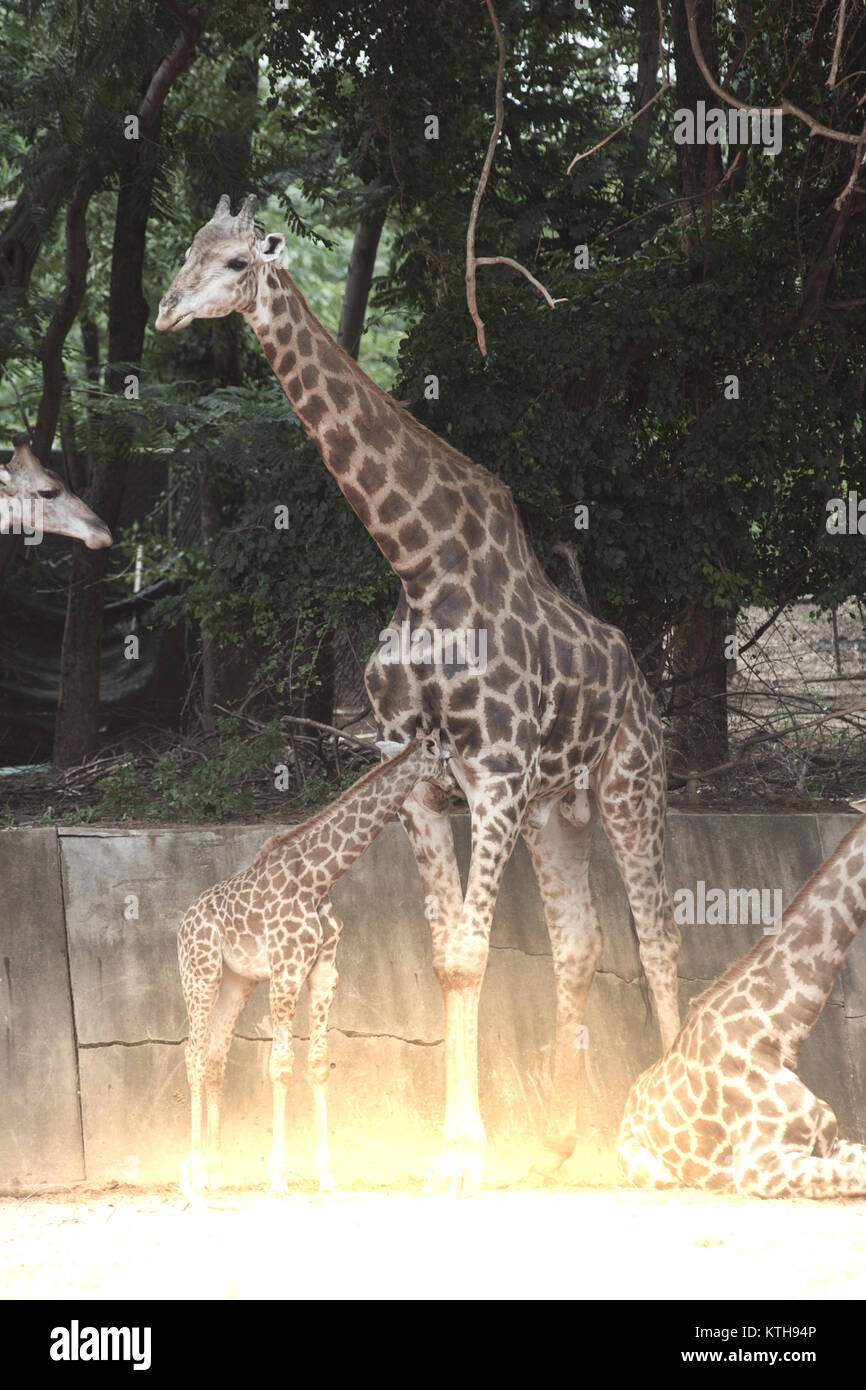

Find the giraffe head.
xmin=155 ymin=195 xmax=285 ymax=332
xmin=0 ymin=436 xmax=112 ymax=549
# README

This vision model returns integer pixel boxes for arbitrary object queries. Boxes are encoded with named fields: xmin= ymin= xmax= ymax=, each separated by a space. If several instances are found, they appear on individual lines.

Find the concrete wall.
xmin=1 ymin=812 xmax=862 ymax=1187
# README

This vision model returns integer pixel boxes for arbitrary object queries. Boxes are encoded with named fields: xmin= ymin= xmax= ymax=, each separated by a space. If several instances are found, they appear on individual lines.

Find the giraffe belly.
xmin=222 ymin=935 xmax=270 ymax=981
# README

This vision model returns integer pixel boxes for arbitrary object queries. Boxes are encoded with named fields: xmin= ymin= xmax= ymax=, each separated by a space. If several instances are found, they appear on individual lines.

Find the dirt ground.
xmin=3 ymin=1179 xmax=866 ymax=1301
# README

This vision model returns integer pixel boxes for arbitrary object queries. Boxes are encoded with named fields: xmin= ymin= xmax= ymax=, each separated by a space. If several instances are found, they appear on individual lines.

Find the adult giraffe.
xmin=1 ymin=435 xmax=112 ymax=549
xmin=156 ymin=194 xmax=680 ymax=1192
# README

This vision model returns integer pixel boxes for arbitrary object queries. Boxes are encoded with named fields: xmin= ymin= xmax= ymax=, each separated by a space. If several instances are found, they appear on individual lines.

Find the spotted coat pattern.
xmin=178 ymin=739 xmax=447 ymax=1193
xmin=619 ymin=803 xmax=866 ymax=1198
xmin=158 ymin=195 xmax=681 ymax=1189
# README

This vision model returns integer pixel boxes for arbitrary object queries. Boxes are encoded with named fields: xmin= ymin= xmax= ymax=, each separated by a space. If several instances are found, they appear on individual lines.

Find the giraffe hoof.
xmin=182 ymin=1156 xmax=209 ymax=1193
xmin=424 ymin=1152 xmax=483 ymax=1197
xmin=531 ymin=1148 xmax=567 ymax=1179
xmin=180 ymin=1159 xmax=209 ymax=1204
xmin=423 ymin=1171 xmax=462 ymax=1197
xmin=267 ymin=1156 xmax=290 ymax=1195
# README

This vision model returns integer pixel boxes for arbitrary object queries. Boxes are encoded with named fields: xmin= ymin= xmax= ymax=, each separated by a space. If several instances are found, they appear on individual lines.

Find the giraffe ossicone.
xmin=178 ymin=737 xmax=452 ymax=1195
xmin=158 ymin=195 xmax=681 ymax=1192
xmin=619 ymin=797 xmax=866 ymax=1198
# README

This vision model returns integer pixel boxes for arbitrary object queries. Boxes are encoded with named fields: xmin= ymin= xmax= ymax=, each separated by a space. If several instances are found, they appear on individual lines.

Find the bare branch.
xmin=279 ymin=714 xmax=377 ymax=753
xmin=567 ymin=81 xmax=671 ymax=173
xmin=32 ymin=186 xmax=91 ymax=463
xmin=465 ymin=0 xmax=562 ymax=354
xmin=465 ymin=0 xmax=506 ymax=356
xmin=671 ymin=703 xmax=866 ymax=786
xmin=474 ymin=257 xmax=566 ymax=308
xmin=138 ymin=4 xmax=206 ymax=134
xmin=828 ymin=0 xmax=848 ymax=90
xmin=683 ymin=0 xmax=865 ymax=146
xmin=834 ymin=114 xmax=866 ymax=209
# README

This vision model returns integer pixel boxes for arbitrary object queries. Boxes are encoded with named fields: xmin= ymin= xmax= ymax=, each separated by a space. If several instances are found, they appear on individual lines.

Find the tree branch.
xmin=32 ymin=185 xmax=91 ymax=464
xmin=670 ymin=703 xmax=866 ymax=787
xmin=474 ymin=257 xmax=566 ymax=309
xmin=567 ymin=81 xmax=672 ymax=173
xmin=683 ymin=0 xmax=865 ymax=146
xmin=138 ymin=4 xmax=206 ymax=134
xmin=465 ymin=0 xmax=561 ymax=355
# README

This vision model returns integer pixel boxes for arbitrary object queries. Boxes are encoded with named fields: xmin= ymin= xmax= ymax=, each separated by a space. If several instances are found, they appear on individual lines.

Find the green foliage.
xmin=4 ymin=0 xmax=866 ymax=799
xmin=89 ymin=718 xmax=285 ymax=822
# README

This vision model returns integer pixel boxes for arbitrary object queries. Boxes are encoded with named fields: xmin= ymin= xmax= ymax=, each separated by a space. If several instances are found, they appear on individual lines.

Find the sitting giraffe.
xmin=0 ymin=435 xmax=112 ymax=548
xmin=178 ymin=735 xmax=450 ymax=1194
xmin=619 ymin=797 xmax=866 ymax=1198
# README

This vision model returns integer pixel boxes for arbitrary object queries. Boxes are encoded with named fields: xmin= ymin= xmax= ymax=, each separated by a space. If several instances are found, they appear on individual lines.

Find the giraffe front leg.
xmin=308 ymin=901 xmax=342 ymax=1193
xmin=267 ymin=968 xmax=303 ymax=1196
xmin=181 ymin=976 xmax=220 ymax=1194
xmin=434 ymin=794 xmax=526 ymax=1196
xmin=733 ymin=1099 xmax=866 ymax=1198
xmin=617 ymin=1130 xmax=678 ymax=1190
xmin=734 ymin=1140 xmax=866 ymax=1198
xmin=522 ymin=803 xmax=602 ymax=1172
xmin=397 ymin=787 xmax=471 ymax=1189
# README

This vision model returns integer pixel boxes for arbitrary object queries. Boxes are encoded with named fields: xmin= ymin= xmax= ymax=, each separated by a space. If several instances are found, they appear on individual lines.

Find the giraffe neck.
xmin=754 ymin=817 xmax=866 ymax=1057
xmin=243 ymin=265 xmax=511 ymax=603
xmin=255 ymin=742 xmax=425 ymax=878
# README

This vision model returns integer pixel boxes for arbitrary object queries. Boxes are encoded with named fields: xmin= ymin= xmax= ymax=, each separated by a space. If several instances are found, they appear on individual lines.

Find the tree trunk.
xmin=667 ymin=0 xmax=729 ymax=773
xmin=668 ymin=605 xmax=731 ymax=776
xmin=337 ymin=209 xmax=387 ymax=359
xmin=617 ymin=0 xmax=661 ymax=252
xmin=53 ymin=153 xmax=156 ymax=767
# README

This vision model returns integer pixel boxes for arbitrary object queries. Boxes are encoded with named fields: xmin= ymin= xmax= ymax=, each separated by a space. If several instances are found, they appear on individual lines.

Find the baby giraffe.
xmin=178 ymin=735 xmax=448 ymax=1194
xmin=619 ymin=797 xmax=866 ymax=1198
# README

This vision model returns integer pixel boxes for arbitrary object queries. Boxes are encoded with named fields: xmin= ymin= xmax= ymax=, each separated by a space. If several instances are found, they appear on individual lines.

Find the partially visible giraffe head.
xmin=155 ymin=195 xmax=285 ymax=332
xmin=0 ymin=436 xmax=112 ymax=549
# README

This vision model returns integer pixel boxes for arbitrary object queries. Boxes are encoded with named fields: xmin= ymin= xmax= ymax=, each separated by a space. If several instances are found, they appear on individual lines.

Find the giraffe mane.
xmin=268 ymin=260 xmax=516 ymax=509
xmin=251 ymin=739 xmax=419 ymax=865
xmin=697 ymin=811 xmax=866 ymax=1001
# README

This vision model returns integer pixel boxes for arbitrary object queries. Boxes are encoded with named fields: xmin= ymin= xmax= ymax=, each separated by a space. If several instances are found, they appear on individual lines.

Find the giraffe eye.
xmin=227 ymin=258 xmax=248 ymax=271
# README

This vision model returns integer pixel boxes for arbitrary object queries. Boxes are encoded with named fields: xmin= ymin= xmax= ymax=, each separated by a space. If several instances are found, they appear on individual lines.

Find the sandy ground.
xmin=3 ymin=1180 xmax=866 ymax=1300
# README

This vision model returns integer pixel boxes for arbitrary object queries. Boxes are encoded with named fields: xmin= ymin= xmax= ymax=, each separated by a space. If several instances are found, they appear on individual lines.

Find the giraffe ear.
xmin=850 ymin=798 xmax=866 ymax=815
xmin=260 ymin=232 xmax=286 ymax=262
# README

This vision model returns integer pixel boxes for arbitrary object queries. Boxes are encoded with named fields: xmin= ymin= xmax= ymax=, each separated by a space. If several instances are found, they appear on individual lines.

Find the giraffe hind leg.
xmin=202 ymin=964 xmax=256 ymax=1188
xmin=522 ymin=804 xmax=602 ymax=1172
xmin=179 ymin=912 xmax=222 ymax=1194
xmin=307 ymin=899 xmax=342 ymax=1192
xmin=594 ymin=716 xmax=681 ymax=1052
xmin=267 ymin=932 xmax=317 ymax=1195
